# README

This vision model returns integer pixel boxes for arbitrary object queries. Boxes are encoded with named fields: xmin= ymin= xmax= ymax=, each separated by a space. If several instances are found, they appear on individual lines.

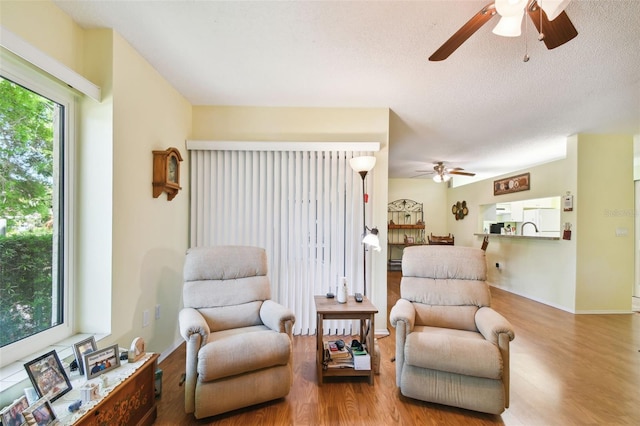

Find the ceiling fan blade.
xmin=411 ymin=172 xmax=434 ymax=178
xmin=448 ymin=170 xmax=476 ymax=176
xmin=527 ymin=3 xmax=578 ymax=50
xmin=429 ymin=2 xmax=497 ymax=61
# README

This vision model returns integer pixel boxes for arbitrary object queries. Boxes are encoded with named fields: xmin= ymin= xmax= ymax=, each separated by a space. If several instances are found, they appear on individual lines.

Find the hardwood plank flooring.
xmin=156 ymin=271 xmax=640 ymax=425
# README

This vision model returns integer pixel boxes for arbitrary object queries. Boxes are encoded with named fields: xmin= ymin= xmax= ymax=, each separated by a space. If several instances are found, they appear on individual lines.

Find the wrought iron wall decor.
xmin=452 ymin=201 xmax=468 ymax=220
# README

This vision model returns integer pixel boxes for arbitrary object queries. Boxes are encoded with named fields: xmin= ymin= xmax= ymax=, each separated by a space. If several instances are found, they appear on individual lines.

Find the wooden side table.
xmin=314 ymin=295 xmax=378 ymax=385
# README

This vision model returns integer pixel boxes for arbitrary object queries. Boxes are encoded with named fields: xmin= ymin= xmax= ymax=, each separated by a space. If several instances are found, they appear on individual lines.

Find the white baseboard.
xmin=489 ymin=284 xmax=575 ymax=313
xmin=159 ymin=339 xmax=183 ymax=364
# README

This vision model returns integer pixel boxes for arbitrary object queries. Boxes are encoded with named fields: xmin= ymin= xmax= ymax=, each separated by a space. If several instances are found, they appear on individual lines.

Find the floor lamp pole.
xmin=359 ymin=171 xmax=367 ymax=297
xmin=350 ymin=155 xmax=377 ymax=299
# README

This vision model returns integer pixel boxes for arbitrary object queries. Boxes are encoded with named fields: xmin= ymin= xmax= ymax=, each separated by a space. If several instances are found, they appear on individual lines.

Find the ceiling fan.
xmin=414 ymin=162 xmax=476 ymax=183
xmin=429 ymin=0 xmax=578 ymax=61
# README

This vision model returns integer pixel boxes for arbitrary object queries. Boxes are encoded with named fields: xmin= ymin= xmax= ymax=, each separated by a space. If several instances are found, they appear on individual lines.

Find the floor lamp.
xmin=349 ymin=156 xmax=380 ymax=298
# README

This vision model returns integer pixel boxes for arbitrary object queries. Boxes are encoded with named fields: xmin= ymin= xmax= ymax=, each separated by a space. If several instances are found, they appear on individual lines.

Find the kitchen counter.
xmin=474 ymin=233 xmax=560 ymax=241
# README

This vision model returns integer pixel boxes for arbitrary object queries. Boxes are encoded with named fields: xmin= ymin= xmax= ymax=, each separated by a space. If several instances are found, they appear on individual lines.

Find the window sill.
xmin=0 ymin=333 xmax=108 ymax=396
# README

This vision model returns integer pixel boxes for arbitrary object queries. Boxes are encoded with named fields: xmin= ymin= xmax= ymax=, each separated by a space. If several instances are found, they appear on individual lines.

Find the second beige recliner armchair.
xmin=390 ymin=245 xmax=515 ymax=414
xmin=179 ymin=246 xmax=295 ymax=419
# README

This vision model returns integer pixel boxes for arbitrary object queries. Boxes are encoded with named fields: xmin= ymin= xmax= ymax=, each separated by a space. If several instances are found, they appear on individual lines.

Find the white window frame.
xmin=0 ymin=49 xmax=76 ymax=367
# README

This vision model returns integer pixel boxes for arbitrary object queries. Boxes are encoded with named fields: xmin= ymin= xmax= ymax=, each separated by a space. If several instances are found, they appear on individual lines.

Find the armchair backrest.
xmin=183 ymin=246 xmax=272 ymax=332
xmin=401 ymin=245 xmax=491 ymax=332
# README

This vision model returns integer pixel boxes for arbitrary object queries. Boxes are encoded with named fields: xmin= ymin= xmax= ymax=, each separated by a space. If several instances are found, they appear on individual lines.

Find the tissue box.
xmin=353 ymin=354 xmax=371 ymax=370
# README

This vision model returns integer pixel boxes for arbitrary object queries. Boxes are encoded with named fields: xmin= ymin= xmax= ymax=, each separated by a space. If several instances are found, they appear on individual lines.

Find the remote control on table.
xmin=354 ymin=293 xmax=363 ymax=303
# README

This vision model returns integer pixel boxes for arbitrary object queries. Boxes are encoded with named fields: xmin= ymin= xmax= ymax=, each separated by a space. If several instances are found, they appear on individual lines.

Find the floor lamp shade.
xmin=349 ymin=156 xmax=376 ymax=175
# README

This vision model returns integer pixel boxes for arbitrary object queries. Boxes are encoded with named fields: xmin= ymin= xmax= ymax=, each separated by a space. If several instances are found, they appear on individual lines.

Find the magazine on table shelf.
xmin=322 ymin=338 xmax=369 ymax=369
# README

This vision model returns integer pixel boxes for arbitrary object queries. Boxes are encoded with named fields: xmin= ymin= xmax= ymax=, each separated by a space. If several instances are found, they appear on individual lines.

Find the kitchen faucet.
xmin=521 ymin=221 xmax=539 ymax=235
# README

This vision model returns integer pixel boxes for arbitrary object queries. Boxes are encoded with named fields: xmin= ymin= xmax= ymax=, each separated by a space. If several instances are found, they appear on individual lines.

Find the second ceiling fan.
xmin=416 ymin=162 xmax=476 ymax=183
xmin=429 ymin=0 xmax=578 ymax=61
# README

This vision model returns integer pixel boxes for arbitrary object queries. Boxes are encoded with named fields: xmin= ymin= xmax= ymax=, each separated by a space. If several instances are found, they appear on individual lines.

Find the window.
xmin=0 ymin=53 xmax=75 ymax=367
xmin=188 ymin=143 xmax=379 ymax=335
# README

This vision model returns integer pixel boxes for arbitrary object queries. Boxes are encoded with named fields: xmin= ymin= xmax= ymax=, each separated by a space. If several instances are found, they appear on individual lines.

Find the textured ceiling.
xmin=53 ymin=0 xmax=640 ymax=182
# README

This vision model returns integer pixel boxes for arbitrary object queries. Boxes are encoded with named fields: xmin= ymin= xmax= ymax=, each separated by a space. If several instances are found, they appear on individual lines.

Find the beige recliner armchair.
xmin=390 ymin=245 xmax=515 ymax=414
xmin=179 ymin=246 xmax=295 ymax=419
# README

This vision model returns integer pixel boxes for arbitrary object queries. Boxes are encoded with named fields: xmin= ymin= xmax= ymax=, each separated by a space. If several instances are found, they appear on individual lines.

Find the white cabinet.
xmin=523 ymin=198 xmax=559 ymax=209
xmin=510 ymin=201 xmax=524 ymax=222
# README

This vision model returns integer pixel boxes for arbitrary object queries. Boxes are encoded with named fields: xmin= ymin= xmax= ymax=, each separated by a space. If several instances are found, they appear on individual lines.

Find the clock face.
xmin=168 ymin=155 xmax=178 ymax=183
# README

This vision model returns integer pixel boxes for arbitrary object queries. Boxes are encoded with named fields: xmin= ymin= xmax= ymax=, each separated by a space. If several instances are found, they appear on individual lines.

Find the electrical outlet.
xmin=616 ymin=227 xmax=628 ymax=237
xmin=155 ymin=304 xmax=161 ymax=320
xmin=143 ymin=310 xmax=150 ymax=327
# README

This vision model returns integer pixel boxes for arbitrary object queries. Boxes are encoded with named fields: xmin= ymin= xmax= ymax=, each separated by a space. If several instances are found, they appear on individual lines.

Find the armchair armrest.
xmin=178 ymin=308 xmax=210 ymax=414
xmin=389 ymin=298 xmax=416 ymax=386
xmin=260 ymin=299 xmax=295 ymax=336
xmin=476 ymin=306 xmax=515 ymax=408
xmin=390 ymin=298 xmax=416 ymax=331
xmin=475 ymin=306 xmax=515 ymax=345
xmin=179 ymin=307 xmax=210 ymax=344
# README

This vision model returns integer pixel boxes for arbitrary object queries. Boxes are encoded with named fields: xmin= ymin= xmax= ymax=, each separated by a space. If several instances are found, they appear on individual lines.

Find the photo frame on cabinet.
xmin=73 ymin=336 xmax=97 ymax=376
xmin=22 ymin=397 xmax=58 ymax=426
xmin=84 ymin=344 xmax=120 ymax=379
xmin=0 ymin=395 xmax=29 ymax=426
xmin=23 ymin=351 xmax=72 ymax=403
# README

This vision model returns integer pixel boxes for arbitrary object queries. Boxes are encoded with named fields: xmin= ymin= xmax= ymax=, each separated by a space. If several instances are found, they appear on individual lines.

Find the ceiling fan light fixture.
xmin=492 ymin=14 xmax=524 ymax=37
xmin=494 ymin=0 xmax=528 ymax=17
xmin=433 ymin=174 xmax=451 ymax=183
xmin=538 ymin=0 xmax=571 ymax=21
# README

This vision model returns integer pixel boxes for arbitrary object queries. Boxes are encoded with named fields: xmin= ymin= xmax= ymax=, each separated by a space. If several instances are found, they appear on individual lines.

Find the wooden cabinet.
xmin=54 ymin=353 xmax=159 ymax=426
xmin=387 ymin=199 xmax=425 ymax=270
xmin=76 ymin=354 xmax=158 ymax=426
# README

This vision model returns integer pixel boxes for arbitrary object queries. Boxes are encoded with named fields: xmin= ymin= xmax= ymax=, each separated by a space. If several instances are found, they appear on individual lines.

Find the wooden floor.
xmin=156 ymin=271 xmax=640 ymax=425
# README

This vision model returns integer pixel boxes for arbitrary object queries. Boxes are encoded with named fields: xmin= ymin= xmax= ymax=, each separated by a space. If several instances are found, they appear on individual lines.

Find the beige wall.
xmin=192 ymin=106 xmax=390 ymax=331
xmin=108 ymin=32 xmax=192 ymax=350
xmin=446 ymin=134 xmax=634 ymax=313
xmin=575 ymin=134 xmax=634 ymax=312
xmin=1 ymin=0 xmax=85 ymax=74
xmin=447 ymin=155 xmax=578 ymax=311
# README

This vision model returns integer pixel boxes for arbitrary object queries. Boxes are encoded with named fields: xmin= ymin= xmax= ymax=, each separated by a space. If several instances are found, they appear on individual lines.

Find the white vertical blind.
xmin=188 ymin=142 xmax=378 ymax=335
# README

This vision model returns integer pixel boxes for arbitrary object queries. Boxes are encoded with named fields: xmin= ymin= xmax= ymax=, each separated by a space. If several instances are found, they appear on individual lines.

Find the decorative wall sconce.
xmin=452 ymin=201 xmax=469 ymax=220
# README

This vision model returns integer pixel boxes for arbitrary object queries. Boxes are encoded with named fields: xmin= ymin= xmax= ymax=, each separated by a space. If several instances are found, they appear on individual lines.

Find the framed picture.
xmin=404 ymin=236 xmax=415 ymax=244
xmin=73 ymin=336 xmax=97 ymax=375
xmin=494 ymin=172 xmax=530 ymax=196
xmin=0 ymin=395 xmax=29 ymax=426
xmin=24 ymin=351 xmax=72 ymax=403
xmin=84 ymin=344 xmax=121 ymax=379
xmin=22 ymin=397 xmax=58 ymax=426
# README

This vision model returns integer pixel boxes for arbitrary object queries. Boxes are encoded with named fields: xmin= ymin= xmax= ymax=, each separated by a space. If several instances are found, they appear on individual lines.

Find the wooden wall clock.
xmin=152 ymin=147 xmax=183 ymax=201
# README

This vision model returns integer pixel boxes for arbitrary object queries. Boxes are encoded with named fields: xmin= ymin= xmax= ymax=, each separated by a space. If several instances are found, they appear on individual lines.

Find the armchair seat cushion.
xmin=405 ymin=326 xmax=502 ymax=380
xmin=198 ymin=327 xmax=292 ymax=382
